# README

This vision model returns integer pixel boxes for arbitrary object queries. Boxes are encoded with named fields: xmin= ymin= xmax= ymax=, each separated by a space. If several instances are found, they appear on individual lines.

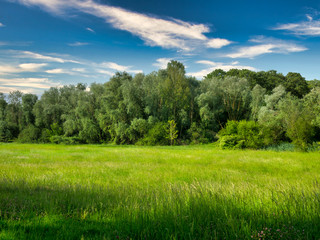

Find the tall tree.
xmin=250 ymin=84 xmax=266 ymax=121
xmin=22 ymin=93 xmax=38 ymax=126
xmin=0 ymin=93 xmax=7 ymax=121
xmin=6 ymin=91 xmax=23 ymax=137
xmin=284 ymin=72 xmax=310 ymax=98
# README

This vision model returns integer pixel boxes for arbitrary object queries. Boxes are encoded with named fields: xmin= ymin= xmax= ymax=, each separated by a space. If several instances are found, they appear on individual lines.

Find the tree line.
xmin=1 ymin=60 xmax=320 ymax=150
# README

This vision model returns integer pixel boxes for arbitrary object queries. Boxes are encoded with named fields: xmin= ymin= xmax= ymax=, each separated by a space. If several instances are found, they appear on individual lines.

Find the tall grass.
xmin=0 ymin=144 xmax=319 ymax=239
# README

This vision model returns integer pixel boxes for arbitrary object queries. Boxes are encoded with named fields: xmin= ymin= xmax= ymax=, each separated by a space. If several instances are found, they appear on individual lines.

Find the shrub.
xmin=128 ymin=118 xmax=149 ymax=143
xmin=264 ymin=142 xmax=295 ymax=152
xmin=218 ymin=120 xmax=264 ymax=149
xmin=0 ymin=120 xmax=12 ymax=142
xmin=139 ymin=122 xmax=169 ymax=146
xmin=39 ymin=129 xmax=51 ymax=143
xmin=187 ymin=123 xmax=210 ymax=144
xmin=219 ymin=135 xmax=244 ymax=149
xmin=79 ymin=118 xmax=100 ymax=143
xmin=49 ymin=135 xmax=81 ymax=145
xmin=18 ymin=125 xmax=40 ymax=143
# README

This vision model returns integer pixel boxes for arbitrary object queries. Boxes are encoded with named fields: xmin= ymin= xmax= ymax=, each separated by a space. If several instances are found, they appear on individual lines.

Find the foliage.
xmin=49 ymin=135 xmax=82 ymax=144
xmin=219 ymin=120 xmax=264 ymax=149
xmin=257 ymin=85 xmax=287 ymax=144
xmin=47 ymin=122 xmax=63 ymax=137
xmin=127 ymin=118 xmax=149 ymax=143
xmin=140 ymin=122 xmax=169 ymax=145
xmin=0 ymin=62 xmax=319 ymax=147
xmin=166 ymin=120 xmax=178 ymax=145
xmin=0 ymin=120 xmax=12 ymax=142
xmin=264 ymin=142 xmax=295 ymax=152
xmin=250 ymin=84 xmax=266 ymax=120
xmin=187 ymin=122 xmax=210 ymax=144
xmin=17 ymin=124 xmax=40 ymax=143
xmin=278 ymin=95 xmax=315 ymax=151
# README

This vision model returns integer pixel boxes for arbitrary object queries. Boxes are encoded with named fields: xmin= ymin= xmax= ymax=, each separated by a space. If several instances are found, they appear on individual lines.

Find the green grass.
xmin=0 ymin=143 xmax=320 ymax=239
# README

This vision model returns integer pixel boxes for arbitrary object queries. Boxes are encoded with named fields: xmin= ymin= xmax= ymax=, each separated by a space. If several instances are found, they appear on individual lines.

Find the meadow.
xmin=0 ymin=144 xmax=319 ymax=239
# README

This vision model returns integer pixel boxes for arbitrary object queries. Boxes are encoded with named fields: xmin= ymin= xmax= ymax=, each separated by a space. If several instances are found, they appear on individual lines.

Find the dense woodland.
xmin=1 ymin=60 xmax=320 ymax=150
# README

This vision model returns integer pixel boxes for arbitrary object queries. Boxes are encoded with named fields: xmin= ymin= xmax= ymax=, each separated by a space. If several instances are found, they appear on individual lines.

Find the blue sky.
xmin=1 ymin=0 xmax=320 ymax=94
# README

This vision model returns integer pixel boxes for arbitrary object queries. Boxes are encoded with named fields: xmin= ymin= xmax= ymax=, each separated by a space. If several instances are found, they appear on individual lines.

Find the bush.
xmin=218 ymin=120 xmax=264 ymax=149
xmin=79 ymin=118 xmax=100 ymax=144
xmin=0 ymin=120 xmax=13 ymax=142
xmin=39 ymin=129 xmax=51 ymax=143
xmin=18 ymin=125 xmax=40 ymax=143
xmin=139 ymin=122 xmax=169 ymax=146
xmin=49 ymin=135 xmax=82 ymax=145
xmin=264 ymin=142 xmax=295 ymax=152
xmin=128 ymin=118 xmax=149 ymax=143
xmin=219 ymin=135 xmax=244 ymax=149
xmin=187 ymin=123 xmax=210 ymax=144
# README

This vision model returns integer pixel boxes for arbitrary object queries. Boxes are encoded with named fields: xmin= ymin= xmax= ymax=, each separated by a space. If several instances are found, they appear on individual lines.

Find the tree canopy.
xmin=0 ymin=61 xmax=318 ymax=150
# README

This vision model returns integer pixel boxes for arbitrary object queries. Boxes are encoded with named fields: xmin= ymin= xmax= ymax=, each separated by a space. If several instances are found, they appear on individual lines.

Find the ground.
xmin=0 ymin=144 xmax=319 ymax=239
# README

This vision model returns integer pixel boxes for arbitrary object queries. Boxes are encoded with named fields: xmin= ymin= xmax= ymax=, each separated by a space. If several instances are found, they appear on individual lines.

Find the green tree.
xmin=5 ymin=91 xmax=23 ymax=137
xmin=166 ymin=120 xmax=178 ymax=146
xmin=284 ymin=72 xmax=310 ymax=98
xmin=278 ymin=95 xmax=314 ymax=150
xmin=0 ymin=93 xmax=7 ymax=121
xmin=250 ymin=84 xmax=266 ymax=121
xmin=197 ymin=77 xmax=226 ymax=131
xmin=258 ymin=85 xmax=287 ymax=144
xmin=22 ymin=93 xmax=38 ymax=126
xmin=304 ymin=87 xmax=320 ymax=128
xmin=0 ymin=120 xmax=12 ymax=142
xmin=162 ymin=61 xmax=191 ymax=122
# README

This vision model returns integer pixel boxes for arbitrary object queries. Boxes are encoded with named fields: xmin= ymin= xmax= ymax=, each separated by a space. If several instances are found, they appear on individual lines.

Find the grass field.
xmin=0 ymin=143 xmax=320 ymax=239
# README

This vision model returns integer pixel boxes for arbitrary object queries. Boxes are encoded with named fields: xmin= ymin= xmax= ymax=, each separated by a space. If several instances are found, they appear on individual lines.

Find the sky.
xmin=1 ymin=0 xmax=320 ymax=94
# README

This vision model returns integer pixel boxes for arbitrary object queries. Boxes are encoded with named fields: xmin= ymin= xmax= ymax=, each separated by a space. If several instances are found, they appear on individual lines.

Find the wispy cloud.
xmin=100 ymin=62 xmax=142 ymax=74
xmin=225 ymin=36 xmax=307 ymax=58
xmin=12 ymin=50 xmax=80 ymax=63
xmin=72 ymin=68 xmax=86 ymax=73
xmin=188 ymin=60 xmax=257 ymax=78
xmin=0 ymin=77 xmax=60 ymax=93
xmin=152 ymin=58 xmax=172 ymax=69
xmin=98 ymin=69 xmax=114 ymax=76
xmin=0 ymin=63 xmax=47 ymax=75
xmin=207 ymin=38 xmax=232 ymax=49
xmin=13 ymin=0 xmax=231 ymax=51
xmin=273 ymin=14 xmax=320 ymax=36
xmin=86 ymin=27 xmax=95 ymax=33
xmin=45 ymin=68 xmax=69 ymax=74
xmin=68 ymin=41 xmax=89 ymax=47
xmin=0 ymin=22 xmax=5 ymax=27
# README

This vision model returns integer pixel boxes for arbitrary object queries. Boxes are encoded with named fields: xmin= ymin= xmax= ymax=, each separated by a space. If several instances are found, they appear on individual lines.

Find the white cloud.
xmin=273 ymin=15 xmax=320 ymax=36
xmin=72 ymin=68 xmax=86 ymax=73
xmin=100 ymin=61 xmax=142 ymax=74
xmin=68 ymin=41 xmax=89 ymax=47
xmin=225 ymin=37 xmax=307 ymax=58
xmin=152 ymin=58 xmax=172 ymax=69
xmin=0 ymin=63 xmax=47 ymax=75
xmin=13 ymin=0 xmax=231 ymax=51
xmin=45 ymin=68 xmax=68 ymax=74
xmin=188 ymin=60 xmax=257 ymax=78
xmin=19 ymin=63 xmax=47 ymax=71
xmin=0 ymin=22 xmax=5 ymax=27
xmin=86 ymin=27 xmax=95 ymax=33
xmin=207 ymin=38 xmax=232 ymax=48
xmin=0 ymin=77 xmax=60 ymax=93
xmin=101 ymin=62 xmax=129 ymax=72
xmin=13 ymin=50 xmax=80 ymax=63
xmin=98 ymin=69 xmax=114 ymax=76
